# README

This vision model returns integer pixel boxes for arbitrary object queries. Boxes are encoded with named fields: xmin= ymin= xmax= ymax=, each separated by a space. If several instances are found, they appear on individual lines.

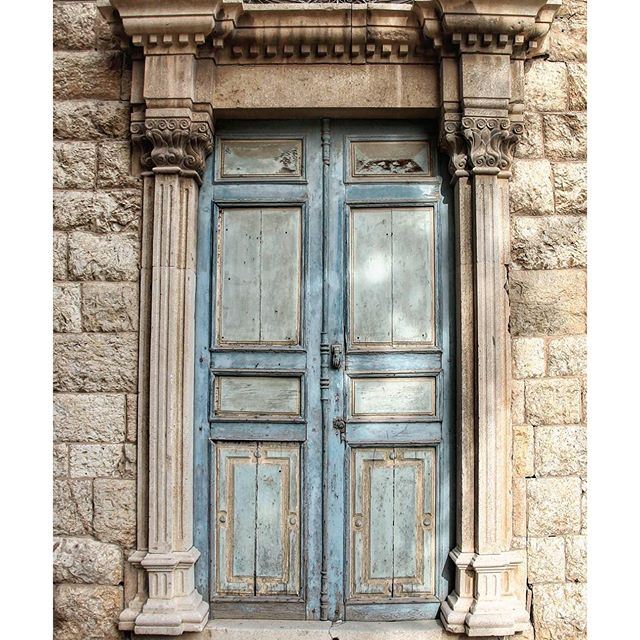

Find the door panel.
xmin=216 ymin=206 xmax=302 ymax=346
xmin=350 ymin=376 xmax=436 ymax=419
xmin=214 ymin=375 xmax=302 ymax=419
xmin=215 ymin=444 xmax=257 ymax=596
xmin=195 ymin=120 xmax=453 ymax=622
xmin=349 ymin=207 xmax=435 ymax=349
xmin=215 ymin=443 xmax=301 ymax=597
xmin=349 ymin=447 xmax=436 ymax=600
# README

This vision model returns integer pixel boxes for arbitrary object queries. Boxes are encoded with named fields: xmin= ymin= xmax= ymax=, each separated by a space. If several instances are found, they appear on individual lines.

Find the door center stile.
xmin=319 ymin=117 xmax=332 ymax=621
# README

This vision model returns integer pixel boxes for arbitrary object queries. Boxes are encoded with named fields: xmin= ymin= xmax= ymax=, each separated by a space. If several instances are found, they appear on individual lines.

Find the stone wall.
xmin=53 ymin=2 xmax=139 ymax=639
xmin=511 ymin=1 xmax=587 ymax=639
xmin=52 ymin=2 xmax=587 ymax=639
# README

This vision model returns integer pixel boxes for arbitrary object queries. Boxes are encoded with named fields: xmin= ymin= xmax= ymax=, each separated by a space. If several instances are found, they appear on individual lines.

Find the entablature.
xmin=100 ymin=0 xmax=561 ymax=63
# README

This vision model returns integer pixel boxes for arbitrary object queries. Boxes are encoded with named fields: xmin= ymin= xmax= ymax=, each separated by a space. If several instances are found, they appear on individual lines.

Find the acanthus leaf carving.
xmin=131 ymin=115 xmax=214 ymax=178
xmin=440 ymin=119 xmax=469 ymax=180
xmin=461 ymin=117 xmax=523 ymax=177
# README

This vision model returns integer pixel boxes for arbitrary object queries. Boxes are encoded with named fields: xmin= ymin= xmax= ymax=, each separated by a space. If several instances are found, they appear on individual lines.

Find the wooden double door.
xmin=194 ymin=120 xmax=454 ymax=622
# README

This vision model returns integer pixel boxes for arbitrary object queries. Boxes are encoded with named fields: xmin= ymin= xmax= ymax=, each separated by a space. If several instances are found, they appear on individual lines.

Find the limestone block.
xmin=524 ymin=60 xmax=568 ymax=112
xmin=53 ymin=537 xmax=123 ymax=585
xmin=126 ymin=394 xmax=137 ymax=442
xmin=94 ymin=478 xmax=136 ymax=547
xmin=515 ymin=112 xmax=544 ymax=160
xmin=543 ymin=113 xmax=587 ymax=161
xmin=53 ymin=2 xmax=96 ymax=50
xmin=581 ymin=479 xmax=587 ymax=534
xmin=53 ymin=52 xmax=123 ymax=100
xmin=532 ymin=583 xmax=586 ymax=640
xmin=54 ymin=584 xmax=122 ymax=640
xmin=548 ymin=0 xmax=587 ymax=63
xmin=512 ymin=379 xmax=525 ymax=425
xmin=70 ymin=444 xmax=133 ymax=478
xmin=509 ymin=159 xmax=554 ymax=216
xmin=68 ymin=232 xmax=139 ymax=281
xmin=54 ymin=444 xmax=69 ymax=478
xmin=567 ymin=63 xmax=587 ymax=111
xmin=548 ymin=335 xmax=587 ymax=376
xmin=509 ymin=269 xmax=587 ymax=336
xmin=512 ymin=337 xmax=546 ymax=379
xmin=513 ymin=424 xmax=534 ymax=477
xmin=53 ymin=334 xmax=137 ymax=393
xmin=53 ymin=283 xmax=82 ymax=333
xmin=53 ymin=142 xmax=96 ymax=189
xmin=54 ymin=190 xmax=141 ymax=233
xmin=97 ymin=142 xmax=139 ymax=188
xmin=527 ymin=537 xmax=565 ymax=583
xmin=53 ymin=479 xmax=93 ymax=536
xmin=82 ymin=282 xmax=138 ymax=332
xmin=511 ymin=216 xmax=586 ymax=270
xmin=54 ymin=393 xmax=126 ymax=443
xmin=54 ymin=232 xmax=68 ymax=281
xmin=535 ymin=425 xmax=587 ymax=477
xmin=513 ymin=477 xmax=527 ymax=538
xmin=565 ymin=535 xmax=587 ymax=582
xmin=124 ymin=443 xmax=137 ymax=476
xmin=525 ymin=378 xmax=582 ymax=425
xmin=553 ymin=162 xmax=587 ymax=216
xmin=527 ymin=477 xmax=582 ymax=536
xmin=54 ymin=101 xmax=129 ymax=140
xmin=96 ymin=8 xmax=119 ymax=51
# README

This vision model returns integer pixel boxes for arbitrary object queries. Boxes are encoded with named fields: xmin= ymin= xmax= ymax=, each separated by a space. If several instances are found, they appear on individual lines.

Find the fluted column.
xmin=427 ymin=2 xmax=563 ymax=632
xmin=120 ymin=110 xmax=213 ymax=635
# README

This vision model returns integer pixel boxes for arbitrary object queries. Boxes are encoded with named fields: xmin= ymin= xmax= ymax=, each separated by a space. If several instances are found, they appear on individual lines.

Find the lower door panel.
xmin=212 ymin=442 xmax=304 ymax=618
xmin=347 ymin=447 xmax=438 ymax=620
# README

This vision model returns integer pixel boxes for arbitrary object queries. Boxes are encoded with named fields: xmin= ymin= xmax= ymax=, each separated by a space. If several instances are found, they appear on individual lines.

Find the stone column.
xmin=98 ymin=1 xmax=221 ymax=634
xmin=124 ymin=110 xmax=213 ymax=636
xmin=424 ymin=1 xmax=561 ymax=636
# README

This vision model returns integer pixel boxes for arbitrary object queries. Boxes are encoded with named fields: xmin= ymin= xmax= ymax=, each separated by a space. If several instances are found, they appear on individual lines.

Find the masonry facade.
xmin=52 ymin=1 xmax=587 ymax=639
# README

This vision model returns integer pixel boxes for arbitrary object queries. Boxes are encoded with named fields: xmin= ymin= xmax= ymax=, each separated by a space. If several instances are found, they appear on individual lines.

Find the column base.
xmin=119 ymin=547 xmax=210 ymax=635
xmin=439 ymin=548 xmax=475 ymax=634
xmin=464 ymin=553 xmax=518 ymax=637
xmin=442 ymin=551 xmax=531 ymax=637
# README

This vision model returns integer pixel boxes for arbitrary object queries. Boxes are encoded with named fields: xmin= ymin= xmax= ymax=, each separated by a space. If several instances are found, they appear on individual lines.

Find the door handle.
xmin=331 ymin=343 xmax=343 ymax=369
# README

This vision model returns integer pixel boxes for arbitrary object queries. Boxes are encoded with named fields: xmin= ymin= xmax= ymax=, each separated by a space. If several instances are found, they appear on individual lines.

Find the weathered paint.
xmin=194 ymin=120 xmax=454 ymax=622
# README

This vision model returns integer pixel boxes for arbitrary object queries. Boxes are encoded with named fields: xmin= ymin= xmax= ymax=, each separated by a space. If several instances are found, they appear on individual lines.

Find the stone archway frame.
xmin=98 ymin=0 xmax=562 ymax=636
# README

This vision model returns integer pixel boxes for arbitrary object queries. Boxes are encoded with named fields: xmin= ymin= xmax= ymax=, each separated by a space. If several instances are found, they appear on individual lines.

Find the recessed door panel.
xmin=349 ymin=207 xmax=435 ymax=349
xmin=216 ymin=444 xmax=256 ymax=595
xmin=214 ymin=375 xmax=302 ymax=420
xmin=217 ymin=207 xmax=302 ymax=346
xmin=215 ymin=443 xmax=301 ymax=598
xmin=350 ymin=376 xmax=436 ymax=419
xmin=349 ymin=447 xmax=436 ymax=599
xmin=255 ymin=445 xmax=301 ymax=596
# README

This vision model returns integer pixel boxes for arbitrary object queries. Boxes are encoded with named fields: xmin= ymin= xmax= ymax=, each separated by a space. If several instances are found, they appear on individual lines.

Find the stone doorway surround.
xmin=97 ymin=0 xmax=562 ymax=637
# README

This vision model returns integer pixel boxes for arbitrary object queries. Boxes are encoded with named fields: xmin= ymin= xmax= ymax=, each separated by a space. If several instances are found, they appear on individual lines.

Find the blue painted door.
xmin=194 ymin=120 xmax=454 ymax=622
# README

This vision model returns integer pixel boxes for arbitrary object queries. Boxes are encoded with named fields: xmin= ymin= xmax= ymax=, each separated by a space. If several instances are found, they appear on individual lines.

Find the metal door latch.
xmin=333 ymin=417 xmax=346 ymax=441
xmin=331 ymin=343 xmax=343 ymax=369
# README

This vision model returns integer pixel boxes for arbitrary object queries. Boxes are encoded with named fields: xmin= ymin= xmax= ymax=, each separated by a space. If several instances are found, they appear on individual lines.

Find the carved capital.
xmin=440 ymin=118 xmax=469 ymax=181
xmin=461 ymin=117 xmax=523 ymax=177
xmin=131 ymin=113 xmax=214 ymax=178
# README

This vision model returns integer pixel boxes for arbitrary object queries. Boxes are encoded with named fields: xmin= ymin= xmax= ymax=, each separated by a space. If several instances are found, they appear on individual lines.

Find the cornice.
xmin=414 ymin=0 xmax=562 ymax=57
xmin=98 ymin=0 xmax=225 ymax=54
xmin=100 ymin=0 xmax=561 ymax=62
